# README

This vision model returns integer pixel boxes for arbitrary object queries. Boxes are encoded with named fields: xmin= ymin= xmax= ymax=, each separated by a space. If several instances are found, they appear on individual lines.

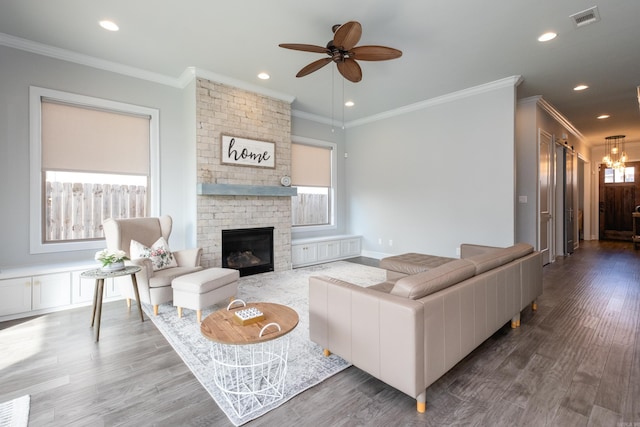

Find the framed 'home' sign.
xmin=221 ymin=135 xmax=275 ymax=168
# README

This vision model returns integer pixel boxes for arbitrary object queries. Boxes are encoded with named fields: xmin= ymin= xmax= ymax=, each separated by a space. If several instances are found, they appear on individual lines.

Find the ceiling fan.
xmin=279 ymin=21 xmax=402 ymax=83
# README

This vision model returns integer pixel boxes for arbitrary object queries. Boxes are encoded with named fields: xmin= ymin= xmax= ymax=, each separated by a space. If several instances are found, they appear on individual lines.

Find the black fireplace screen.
xmin=221 ymin=227 xmax=274 ymax=276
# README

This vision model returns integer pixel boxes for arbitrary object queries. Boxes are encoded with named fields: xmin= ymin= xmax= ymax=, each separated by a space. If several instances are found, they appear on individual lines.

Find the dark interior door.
xmin=602 ymin=186 xmax=635 ymax=239
xmin=599 ymin=161 xmax=640 ymax=240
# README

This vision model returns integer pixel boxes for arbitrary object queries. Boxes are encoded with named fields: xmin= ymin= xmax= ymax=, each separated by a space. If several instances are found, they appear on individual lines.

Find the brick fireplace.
xmin=196 ymin=78 xmax=293 ymax=271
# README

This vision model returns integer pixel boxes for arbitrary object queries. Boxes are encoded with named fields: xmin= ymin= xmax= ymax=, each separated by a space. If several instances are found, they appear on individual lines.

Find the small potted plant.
xmin=95 ymin=249 xmax=129 ymax=272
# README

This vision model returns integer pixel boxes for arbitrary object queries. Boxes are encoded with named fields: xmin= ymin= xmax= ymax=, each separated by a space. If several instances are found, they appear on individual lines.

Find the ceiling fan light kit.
xmin=279 ymin=21 xmax=402 ymax=83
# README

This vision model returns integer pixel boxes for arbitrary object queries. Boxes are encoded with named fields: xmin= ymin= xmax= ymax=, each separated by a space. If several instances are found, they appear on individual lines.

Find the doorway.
xmin=539 ymin=131 xmax=581 ymax=264
xmin=563 ymin=146 xmax=575 ymax=255
xmin=538 ymin=130 xmax=552 ymax=265
xmin=554 ymin=144 xmax=574 ymax=256
xmin=598 ymin=162 xmax=639 ymax=240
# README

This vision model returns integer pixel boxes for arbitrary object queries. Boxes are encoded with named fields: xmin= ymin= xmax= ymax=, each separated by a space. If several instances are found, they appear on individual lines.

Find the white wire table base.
xmin=210 ymin=336 xmax=290 ymax=418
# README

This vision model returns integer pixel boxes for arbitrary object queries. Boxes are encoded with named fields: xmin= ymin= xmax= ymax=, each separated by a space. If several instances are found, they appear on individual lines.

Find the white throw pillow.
xmin=130 ymin=237 xmax=178 ymax=271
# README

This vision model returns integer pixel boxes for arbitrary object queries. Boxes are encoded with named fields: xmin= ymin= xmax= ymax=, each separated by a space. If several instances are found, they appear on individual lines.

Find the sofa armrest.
xmin=309 ymin=275 xmax=425 ymax=398
xmin=173 ymin=248 xmax=202 ymax=267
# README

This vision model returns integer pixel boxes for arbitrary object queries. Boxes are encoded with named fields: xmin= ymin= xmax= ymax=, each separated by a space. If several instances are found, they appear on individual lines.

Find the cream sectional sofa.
xmin=308 ymin=243 xmax=542 ymax=412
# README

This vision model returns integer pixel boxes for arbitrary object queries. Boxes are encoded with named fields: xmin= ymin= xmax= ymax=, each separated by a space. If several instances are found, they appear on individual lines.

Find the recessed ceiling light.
xmin=257 ymin=72 xmax=270 ymax=80
xmin=597 ymin=114 xmax=610 ymax=119
xmin=574 ymin=85 xmax=589 ymax=91
xmin=538 ymin=32 xmax=557 ymax=42
xmin=344 ymin=101 xmax=354 ymax=107
xmin=99 ymin=20 xmax=119 ymax=31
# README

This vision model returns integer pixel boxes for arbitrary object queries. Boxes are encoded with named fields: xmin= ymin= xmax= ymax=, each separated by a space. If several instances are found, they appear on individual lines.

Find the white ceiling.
xmin=1 ymin=0 xmax=639 ymax=147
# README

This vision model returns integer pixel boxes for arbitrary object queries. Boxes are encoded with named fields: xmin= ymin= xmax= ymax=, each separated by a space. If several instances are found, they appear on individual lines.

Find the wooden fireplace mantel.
xmin=197 ymin=183 xmax=298 ymax=197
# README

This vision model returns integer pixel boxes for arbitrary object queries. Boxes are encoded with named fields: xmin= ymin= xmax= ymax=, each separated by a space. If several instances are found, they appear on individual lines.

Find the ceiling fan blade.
xmin=279 ymin=43 xmax=330 ymax=54
xmin=350 ymin=45 xmax=403 ymax=61
xmin=296 ymin=57 xmax=333 ymax=77
xmin=333 ymin=21 xmax=362 ymax=51
xmin=337 ymin=58 xmax=362 ymax=83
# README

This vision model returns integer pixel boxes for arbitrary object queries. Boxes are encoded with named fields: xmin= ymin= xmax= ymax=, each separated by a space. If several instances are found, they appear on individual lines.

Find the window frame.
xmin=603 ymin=166 xmax=635 ymax=184
xmin=29 ymin=86 xmax=160 ymax=254
xmin=290 ymin=136 xmax=337 ymax=233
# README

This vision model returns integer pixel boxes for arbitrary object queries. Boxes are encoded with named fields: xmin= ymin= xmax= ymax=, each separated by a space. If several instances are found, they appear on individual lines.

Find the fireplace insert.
xmin=221 ymin=227 xmax=274 ymax=276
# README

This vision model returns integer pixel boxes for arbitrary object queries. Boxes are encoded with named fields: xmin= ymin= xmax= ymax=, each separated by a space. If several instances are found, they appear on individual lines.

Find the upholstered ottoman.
xmin=172 ymin=268 xmax=240 ymax=322
xmin=380 ymin=253 xmax=456 ymax=281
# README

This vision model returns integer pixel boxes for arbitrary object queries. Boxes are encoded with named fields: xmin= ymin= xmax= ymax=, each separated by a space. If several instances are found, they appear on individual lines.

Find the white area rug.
xmin=142 ymin=261 xmax=386 ymax=426
xmin=0 ymin=395 xmax=30 ymax=427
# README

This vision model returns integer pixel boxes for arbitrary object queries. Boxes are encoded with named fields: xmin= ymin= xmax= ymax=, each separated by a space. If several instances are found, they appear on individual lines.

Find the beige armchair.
xmin=103 ymin=215 xmax=203 ymax=315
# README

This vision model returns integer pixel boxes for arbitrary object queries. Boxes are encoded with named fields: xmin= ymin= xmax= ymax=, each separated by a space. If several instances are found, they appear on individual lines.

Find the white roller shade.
xmin=41 ymin=100 xmax=150 ymax=175
xmin=291 ymin=143 xmax=331 ymax=187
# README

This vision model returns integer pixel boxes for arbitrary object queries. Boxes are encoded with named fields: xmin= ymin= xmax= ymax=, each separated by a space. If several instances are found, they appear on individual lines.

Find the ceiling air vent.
xmin=570 ymin=6 xmax=600 ymax=28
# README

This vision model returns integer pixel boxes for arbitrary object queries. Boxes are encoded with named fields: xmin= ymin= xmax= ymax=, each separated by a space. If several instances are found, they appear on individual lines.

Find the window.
xmin=291 ymin=138 xmax=336 ymax=229
xmin=30 ymin=87 xmax=159 ymax=254
xmin=604 ymin=167 xmax=635 ymax=184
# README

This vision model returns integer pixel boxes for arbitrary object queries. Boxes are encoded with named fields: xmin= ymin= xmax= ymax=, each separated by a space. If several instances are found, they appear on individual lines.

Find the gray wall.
xmin=515 ymin=98 xmax=542 ymax=248
xmin=290 ymin=116 xmax=348 ymax=239
xmin=181 ymin=78 xmax=198 ymax=249
xmin=516 ymin=96 xmax=593 ymax=249
xmin=345 ymin=83 xmax=518 ymax=258
xmin=0 ymin=46 xmax=193 ymax=268
xmin=1 ymin=43 xmax=525 ymax=270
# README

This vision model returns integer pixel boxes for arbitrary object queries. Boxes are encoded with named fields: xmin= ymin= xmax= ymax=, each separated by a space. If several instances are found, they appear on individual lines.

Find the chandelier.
xmin=602 ymin=134 xmax=627 ymax=172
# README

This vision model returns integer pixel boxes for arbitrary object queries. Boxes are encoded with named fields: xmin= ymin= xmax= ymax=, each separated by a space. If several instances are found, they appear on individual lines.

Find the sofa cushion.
xmin=380 ymin=253 xmax=456 ymax=275
xmin=465 ymin=251 xmax=511 ymax=275
xmin=459 ymin=243 xmax=502 ymax=258
xmin=148 ymin=266 xmax=203 ymax=288
xmin=390 ymin=259 xmax=476 ymax=300
xmin=466 ymin=243 xmax=534 ymax=275
xmin=367 ymin=281 xmax=395 ymax=294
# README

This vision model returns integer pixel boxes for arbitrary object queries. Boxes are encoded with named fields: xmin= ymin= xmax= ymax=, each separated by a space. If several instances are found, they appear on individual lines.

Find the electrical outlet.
xmin=456 ymin=247 xmax=461 ymax=257
xmin=388 ymin=239 xmax=393 ymax=247
xmin=378 ymin=238 xmax=382 ymax=245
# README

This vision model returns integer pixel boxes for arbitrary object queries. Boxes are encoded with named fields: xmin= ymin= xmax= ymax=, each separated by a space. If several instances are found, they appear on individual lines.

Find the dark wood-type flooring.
xmin=1 ymin=240 xmax=638 ymax=426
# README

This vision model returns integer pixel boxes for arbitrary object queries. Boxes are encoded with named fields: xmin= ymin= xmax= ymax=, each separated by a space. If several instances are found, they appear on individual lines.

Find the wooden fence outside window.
xmin=45 ymin=181 xmax=147 ymax=242
xmin=292 ymin=193 xmax=328 ymax=226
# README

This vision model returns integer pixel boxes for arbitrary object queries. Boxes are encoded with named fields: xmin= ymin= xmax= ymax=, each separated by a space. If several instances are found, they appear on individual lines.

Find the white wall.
xmin=0 ymin=46 xmax=193 ymax=269
xmin=345 ymin=81 xmax=518 ymax=258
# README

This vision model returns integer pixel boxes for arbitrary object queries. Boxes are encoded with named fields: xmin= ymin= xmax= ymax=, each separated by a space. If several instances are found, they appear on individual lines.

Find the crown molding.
xmin=0 ymin=32 xmax=295 ymax=104
xmin=520 ymin=95 xmax=588 ymax=146
xmin=294 ymin=76 xmax=524 ymax=129
xmin=345 ymin=75 xmax=524 ymax=128
xmin=0 ymin=32 xmax=183 ymax=88
xmin=291 ymin=109 xmax=336 ymax=126
xmin=2 ymin=33 xmax=529 ymax=131
xmin=178 ymin=67 xmax=198 ymax=88
xmin=190 ymin=67 xmax=295 ymax=103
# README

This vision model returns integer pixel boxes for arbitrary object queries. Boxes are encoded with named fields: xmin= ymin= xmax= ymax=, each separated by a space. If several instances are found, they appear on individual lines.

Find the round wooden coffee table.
xmin=201 ymin=301 xmax=298 ymax=344
xmin=200 ymin=301 xmax=299 ymax=417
